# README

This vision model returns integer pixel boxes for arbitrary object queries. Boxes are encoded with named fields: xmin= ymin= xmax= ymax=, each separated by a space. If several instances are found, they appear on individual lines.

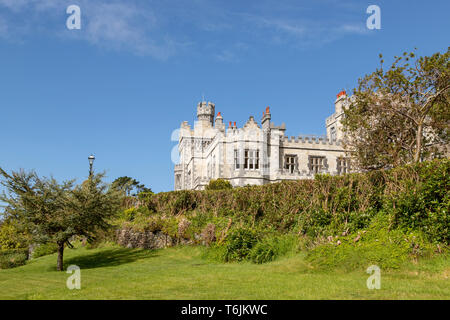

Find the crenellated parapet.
xmin=197 ymin=101 xmax=215 ymax=126
xmin=281 ymin=135 xmax=342 ymax=147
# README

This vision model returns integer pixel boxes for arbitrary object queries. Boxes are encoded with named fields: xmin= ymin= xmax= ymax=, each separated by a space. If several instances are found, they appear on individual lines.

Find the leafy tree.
xmin=0 ymin=218 xmax=30 ymax=250
xmin=342 ymin=48 xmax=449 ymax=170
xmin=205 ymin=179 xmax=233 ymax=191
xmin=0 ymin=169 xmax=121 ymax=271
xmin=112 ymin=176 xmax=151 ymax=196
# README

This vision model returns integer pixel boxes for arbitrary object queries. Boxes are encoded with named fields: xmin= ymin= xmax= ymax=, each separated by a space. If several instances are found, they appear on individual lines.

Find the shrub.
xmin=250 ymin=234 xmax=298 ymax=264
xmin=0 ymin=249 xmax=28 ymax=269
xmin=122 ymin=208 xmax=138 ymax=221
xmin=223 ymin=228 xmax=259 ymax=262
xmin=383 ymin=160 xmax=450 ymax=244
xmin=114 ymin=159 xmax=449 ymax=268
xmin=205 ymin=179 xmax=233 ymax=191
xmin=0 ymin=220 xmax=30 ymax=250
xmin=31 ymin=243 xmax=58 ymax=259
xmin=306 ymin=214 xmax=435 ymax=271
xmin=173 ymin=191 xmax=196 ymax=214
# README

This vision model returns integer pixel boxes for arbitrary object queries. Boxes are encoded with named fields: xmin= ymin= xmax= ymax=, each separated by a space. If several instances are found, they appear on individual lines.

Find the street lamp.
xmin=88 ymin=154 xmax=95 ymax=177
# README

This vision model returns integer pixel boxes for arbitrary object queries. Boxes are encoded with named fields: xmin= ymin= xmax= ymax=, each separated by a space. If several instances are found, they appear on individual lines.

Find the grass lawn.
xmin=0 ymin=244 xmax=448 ymax=299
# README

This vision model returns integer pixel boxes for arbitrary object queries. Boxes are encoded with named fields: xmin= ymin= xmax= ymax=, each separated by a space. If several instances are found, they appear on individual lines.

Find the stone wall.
xmin=115 ymin=228 xmax=192 ymax=250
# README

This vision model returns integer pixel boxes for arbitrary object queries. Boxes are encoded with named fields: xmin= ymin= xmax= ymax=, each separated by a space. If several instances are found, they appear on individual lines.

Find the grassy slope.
xmin=0 ymin=245 xmax=448 ymax=300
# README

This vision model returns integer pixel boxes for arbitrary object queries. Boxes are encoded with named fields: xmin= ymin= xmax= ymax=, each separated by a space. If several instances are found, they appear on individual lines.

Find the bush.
xmin=222 ymin=228 xmax=259 ymax=262
xmin=115 ymin=159 xmax=449 ymax=271
xmin=306 ymin=214 xmax=435 ymax=271
xmin=173 ymin=191 xmax=196 ymax=214
xmin=0 ymin=220 xmax=30 ymax=250
xmin=31 ymin=243 xmax=58 ymax=259
xmin=205 ymin=179 xmax=233 ymax=191
xmin=0 ymin=249 xmax=28 ymax=269
xmin=383 ymin=160 xmax=450 ymax=244
xmin=121 ymin=208 xmax=138 ymax=221
xmin=250 ymin=234 xmax=298 ymax=264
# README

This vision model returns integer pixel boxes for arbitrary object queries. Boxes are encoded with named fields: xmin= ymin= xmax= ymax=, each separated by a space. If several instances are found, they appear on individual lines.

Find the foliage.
xmin=382 ymin=160 xmax=450 ymax=243
xmin=111 ymin=159 xmax=448 ymax=269
xmin=122 ymin=207 xmax=138 ymax=221
xmin=306 ymin=214 xmax=436 ymax=271
xmin=31 ymin=243 xmax=58 ymax=259
xmin=342 ymin=48 xmax=450 ymax=170
xmin=0 ymin=218 xmax=30 ymax=250
xmin=249 ymin=234 xmax=299 ymax=264
xmin=0 ymin=249 xmax=28 ymax=269
xmin=112 ymin=176 xmax=152 ymax=196
xmin=119 ymin=159 xmax=449 ymax=250
xmin=0 ymin=169 xmax=122 ymax=271
xmin=205 ymin=179 xmax=233 ymax=191
xmin=222 ymin=228 xmax=259 ymax=262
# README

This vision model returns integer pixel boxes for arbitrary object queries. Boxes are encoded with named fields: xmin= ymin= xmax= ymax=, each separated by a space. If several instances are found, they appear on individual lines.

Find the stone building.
xmin=174 ymin=91 xmax=351 ymax=190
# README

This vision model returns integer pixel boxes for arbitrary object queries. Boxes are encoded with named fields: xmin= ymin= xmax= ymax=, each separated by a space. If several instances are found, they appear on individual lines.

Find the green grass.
xmin=0 ymin=244 xmax=449 ymax=299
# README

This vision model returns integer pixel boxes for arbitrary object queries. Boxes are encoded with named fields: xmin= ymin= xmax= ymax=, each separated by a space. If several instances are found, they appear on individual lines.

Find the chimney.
xmin=336 ymin=90 xmax=346 ymax=99
xmin=261 ymin=106 xmax=271 ymax=130
xmin=335 ymin=90 xmax=347 ymax=114
xmin=215 ymin=112 xmax=223 ymax=125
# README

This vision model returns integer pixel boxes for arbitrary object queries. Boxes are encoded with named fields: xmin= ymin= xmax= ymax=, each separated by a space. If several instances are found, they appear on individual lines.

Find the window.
xmin=309 ymin=156 xmax=325 ymax=174
xmin=234 ymin=150 xmax=240 ymax=169
xmin=175 ymin=174 xmax=181 ymax=189
xmin=235 ymin=149 xmax=260 ymax=170
xmin=244 ymin=150 xmax=259 ymax=170
xmin=337 ymin=157 xmax=350 ymax=175
xmin=330 ymin=127 xmax=337 ymax=141
xmin=285 ymin=155 xmax=297 ymax=173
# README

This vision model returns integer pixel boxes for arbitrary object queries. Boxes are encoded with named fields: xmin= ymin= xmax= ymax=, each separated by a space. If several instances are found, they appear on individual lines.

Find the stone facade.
xmin=174 ymin=91 xmax=351 ymax=190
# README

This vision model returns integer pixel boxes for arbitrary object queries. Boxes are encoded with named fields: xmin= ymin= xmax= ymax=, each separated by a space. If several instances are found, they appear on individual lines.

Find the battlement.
xmin=281 ymin=134 xmax=342 ymax=147
xmin=197 ymin=101 xmax=215 ymax=125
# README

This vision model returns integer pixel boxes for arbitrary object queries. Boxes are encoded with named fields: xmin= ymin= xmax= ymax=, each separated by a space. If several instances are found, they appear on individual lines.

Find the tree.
xmin=0 ymin=169 xmax=121 ymax=271
xmin=342 ymin=48 xmax=449 ymax=170
xmin=111 ymin=176 xmax=151 ymax=196
xmin=205 ymin=179 xmax=233 ymax=191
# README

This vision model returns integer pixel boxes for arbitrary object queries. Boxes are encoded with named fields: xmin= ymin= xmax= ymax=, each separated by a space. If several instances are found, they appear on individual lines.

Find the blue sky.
xmin=0 ymin=0 xmax=449 ymax=193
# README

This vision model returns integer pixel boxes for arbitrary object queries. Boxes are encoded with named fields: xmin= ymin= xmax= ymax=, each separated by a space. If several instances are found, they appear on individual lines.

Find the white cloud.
xmin=0 ymin=0 xmax=371 ymax=59
xmin=0 ymin=0 xmax=184 ymax=59
xmin=79 ymin=2 xmax=178 ymax=59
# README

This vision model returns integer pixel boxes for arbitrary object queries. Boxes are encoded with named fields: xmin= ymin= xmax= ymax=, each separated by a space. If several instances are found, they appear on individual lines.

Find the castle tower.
xmin=326 ymin=90 xmax=347 ymax=142
xmin=215 ymin=112 xmax=226 ymax=132
xmin=197 ymin=101 xmax=215 ymax=126
xmin=334 ymin=90 xmax=347 ymax=114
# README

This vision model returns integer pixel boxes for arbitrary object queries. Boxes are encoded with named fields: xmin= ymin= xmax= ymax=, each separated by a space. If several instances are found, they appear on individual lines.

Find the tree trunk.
xmin=57 ymin=242 xmax=64 ymax=271
xmin=414 ymin=123 xmax=423 ymax=163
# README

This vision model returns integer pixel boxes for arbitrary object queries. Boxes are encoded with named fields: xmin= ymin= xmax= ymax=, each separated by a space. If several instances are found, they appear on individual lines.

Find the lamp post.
xmin=88 ymin=154 xmax=95 ymax=177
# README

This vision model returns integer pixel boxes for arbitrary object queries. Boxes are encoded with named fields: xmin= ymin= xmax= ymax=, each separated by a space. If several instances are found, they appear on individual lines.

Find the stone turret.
xmin=326 ymin=90 xmax=347 ymax=142
xmin=197 ymin=101 xmax=215 ymax=126
xmin=215 ymin=112 xmax=226 ymax=131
